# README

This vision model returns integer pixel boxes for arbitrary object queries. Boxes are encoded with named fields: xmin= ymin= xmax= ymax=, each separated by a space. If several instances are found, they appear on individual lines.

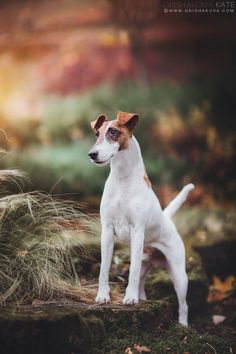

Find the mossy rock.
xmin=0 ymin=300 xmax=234 ymax=354
xmin=0 ymin=300 xmax=172 ymax=354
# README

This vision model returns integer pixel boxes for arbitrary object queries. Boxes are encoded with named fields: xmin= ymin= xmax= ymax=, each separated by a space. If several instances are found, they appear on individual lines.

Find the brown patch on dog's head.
xmin=95 ymin=121 xmax=110 ymax=145
xmin=104 ymin=120 xmax=130 ymax=150
xmin=90 ymin=114 xmax=110 ymax=145
xmin=90 ymin=111 xmax=139 ymax=151
xmin=91 ymin=114 xmax=109 ymax=132
xmin=116 ymin=111 xmax=139 ymax=131
xmin=110 ymin=111 xmax=139 ymax=150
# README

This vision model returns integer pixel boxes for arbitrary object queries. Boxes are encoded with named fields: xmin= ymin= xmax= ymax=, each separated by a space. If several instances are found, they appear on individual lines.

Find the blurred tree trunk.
xmin=129 ymin=27 xmax=147 ymax=84
xmin=109 ymin=0 xmax=160 ymax=84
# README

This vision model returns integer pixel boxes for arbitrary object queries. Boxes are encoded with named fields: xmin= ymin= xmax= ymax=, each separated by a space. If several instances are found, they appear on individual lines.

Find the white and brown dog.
xmin=88 ymin=111 xmax=194 ymax=326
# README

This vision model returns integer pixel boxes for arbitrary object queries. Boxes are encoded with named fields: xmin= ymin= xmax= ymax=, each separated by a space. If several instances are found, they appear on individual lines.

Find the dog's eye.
xmin=95 ymin=131 xmax=99 ymax=137
xmin=109 ymin=128 xmax=119 ymax=137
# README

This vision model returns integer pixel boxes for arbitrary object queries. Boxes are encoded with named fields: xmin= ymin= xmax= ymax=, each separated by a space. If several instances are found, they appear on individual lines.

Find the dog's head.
xmin=88 ymin=111 xmax=139 ymax=166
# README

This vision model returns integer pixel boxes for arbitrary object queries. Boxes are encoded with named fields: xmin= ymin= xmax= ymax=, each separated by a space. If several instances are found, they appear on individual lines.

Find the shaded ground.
xmin=0 ymin=296 xmax=235 ymax=354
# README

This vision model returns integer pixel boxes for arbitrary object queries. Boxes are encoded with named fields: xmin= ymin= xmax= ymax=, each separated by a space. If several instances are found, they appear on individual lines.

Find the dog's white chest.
xmin=111 ymin=203 xmax=133 ymax=243
xmin=113 ymin=207 xmax=131 ymax=242
xmin=101 ymin=187 xmax=133 ymax=243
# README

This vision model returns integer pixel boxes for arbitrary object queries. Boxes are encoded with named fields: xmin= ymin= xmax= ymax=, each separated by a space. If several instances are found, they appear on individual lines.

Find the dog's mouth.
xmin=94 ymin=155 xmax=114 ymax=165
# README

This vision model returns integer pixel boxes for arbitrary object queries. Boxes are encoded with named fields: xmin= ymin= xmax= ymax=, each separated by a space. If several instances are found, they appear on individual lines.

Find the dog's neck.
xmin=110 ymin=136 xmax=145 ymax=181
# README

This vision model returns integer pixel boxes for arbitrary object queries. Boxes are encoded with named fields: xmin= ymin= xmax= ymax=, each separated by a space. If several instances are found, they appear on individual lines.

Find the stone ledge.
xmin=0 ymin=300 xmax=173 ymax=354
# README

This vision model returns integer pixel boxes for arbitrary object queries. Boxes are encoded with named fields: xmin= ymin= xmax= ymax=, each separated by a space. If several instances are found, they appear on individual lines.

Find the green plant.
xmin=3 ymin=142 xmax=108 ymax=196
xmin=2 ymin=78 xmax=236 ymax=200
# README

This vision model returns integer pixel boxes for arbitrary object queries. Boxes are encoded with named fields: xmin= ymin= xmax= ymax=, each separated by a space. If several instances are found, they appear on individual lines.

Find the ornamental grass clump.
xmin=0 ymin=169 xmax=95 ymax=304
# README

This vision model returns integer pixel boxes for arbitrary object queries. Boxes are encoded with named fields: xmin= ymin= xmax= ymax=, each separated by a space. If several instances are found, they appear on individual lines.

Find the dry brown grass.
xmin=0 ymin=169 xmax=123 ymax=305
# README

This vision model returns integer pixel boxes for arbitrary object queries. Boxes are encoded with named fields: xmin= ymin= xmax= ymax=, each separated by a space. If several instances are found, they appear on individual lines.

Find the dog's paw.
xmin=95 ymin=291 xmax=110 ymax=304
xmin=122 ymin=292 xmax=139 ymax=305
xmin=179 ymin=316 xmax=188 ymax=326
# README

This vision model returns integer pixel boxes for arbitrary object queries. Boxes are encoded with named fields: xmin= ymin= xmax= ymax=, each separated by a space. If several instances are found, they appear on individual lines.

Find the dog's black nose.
xmin=88 ymin=151 xmax=98 ymax=161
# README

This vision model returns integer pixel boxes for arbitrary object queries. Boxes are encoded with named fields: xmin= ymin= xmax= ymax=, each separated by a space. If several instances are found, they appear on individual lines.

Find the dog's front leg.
xmin=96 ymin=227 xmax=114 ymax=304
xmin=123 ymin=228 xmax=144 ymax=305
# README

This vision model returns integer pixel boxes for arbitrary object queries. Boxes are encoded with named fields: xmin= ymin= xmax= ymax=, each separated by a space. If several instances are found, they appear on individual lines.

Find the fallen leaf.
xmin=212 ymin=275 xmax=235 ymax=292
xmin=125 ymin=347 xmax=133 ymax=354
xmin=134 ymin=344 xmax=151 ymax=352
xmin=212 ymin=314 xmax=226 ymax=325
xmin=207 ymin=275 xmax=235 ymax=302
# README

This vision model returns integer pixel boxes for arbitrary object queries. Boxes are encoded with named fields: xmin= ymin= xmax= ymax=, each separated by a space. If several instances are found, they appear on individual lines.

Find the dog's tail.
xmin=163 ymin=183 xmax=195 ymax=219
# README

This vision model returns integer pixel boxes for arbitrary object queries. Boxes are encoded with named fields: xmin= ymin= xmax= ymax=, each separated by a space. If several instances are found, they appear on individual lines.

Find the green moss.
xmin=0 ymin=300 xmax=235 ymax=354
xmin=103 ymin=323 xmax=234 ymax=354
xmin=0 ymin=301 xmax=172 ymax=354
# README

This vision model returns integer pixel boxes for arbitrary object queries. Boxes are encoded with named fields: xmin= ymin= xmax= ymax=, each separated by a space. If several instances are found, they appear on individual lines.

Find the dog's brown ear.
xmin=117 ymin=111 xmax=139 ymax=130
xmin=90 ymin=114 xmax=109 ymax=132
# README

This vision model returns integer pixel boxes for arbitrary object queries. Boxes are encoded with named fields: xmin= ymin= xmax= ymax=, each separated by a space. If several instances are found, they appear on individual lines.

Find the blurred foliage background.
xmin=0 ymin=0 xmax=235 ymax=209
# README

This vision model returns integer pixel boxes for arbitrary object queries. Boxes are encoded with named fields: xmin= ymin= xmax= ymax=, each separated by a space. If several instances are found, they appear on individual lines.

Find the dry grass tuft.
xmin=0 ymin=169 xmax=112 ymax=305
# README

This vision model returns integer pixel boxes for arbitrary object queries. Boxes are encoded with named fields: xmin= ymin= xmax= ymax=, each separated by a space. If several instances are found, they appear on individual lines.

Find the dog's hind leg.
xmin=153 ymin=234 xmax=188 ymax=326
xmin=165 ymin=239 xmax=188 ymax=326
xmin=168 ymin=259 xmax=188 ymax=326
